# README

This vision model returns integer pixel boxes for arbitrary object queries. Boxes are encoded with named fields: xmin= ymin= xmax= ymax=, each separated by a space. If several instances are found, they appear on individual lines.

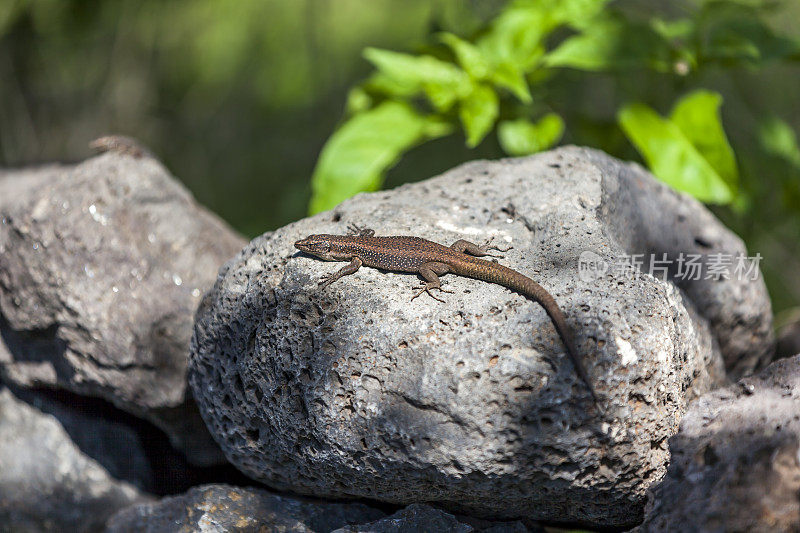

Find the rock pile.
xmin=0 ymin=146 xmax=788 ymax=531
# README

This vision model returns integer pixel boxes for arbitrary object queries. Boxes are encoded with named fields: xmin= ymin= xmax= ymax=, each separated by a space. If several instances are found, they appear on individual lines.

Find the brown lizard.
xmin=294 ymin=226 xmax=599 ymax=406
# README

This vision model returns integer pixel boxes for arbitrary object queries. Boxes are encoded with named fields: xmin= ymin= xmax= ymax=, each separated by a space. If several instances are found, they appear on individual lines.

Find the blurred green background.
xmin=1 ymin=0 xmax=798 ymax=315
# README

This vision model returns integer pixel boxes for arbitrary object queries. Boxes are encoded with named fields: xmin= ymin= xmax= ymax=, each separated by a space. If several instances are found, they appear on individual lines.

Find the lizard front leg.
xmin=319 ymin=257 xmax=363 ymax=289
xmin=346 ymin=223 xmax=375 ymax=237
xmin=411 ymin=262 xmax=453 ymax=302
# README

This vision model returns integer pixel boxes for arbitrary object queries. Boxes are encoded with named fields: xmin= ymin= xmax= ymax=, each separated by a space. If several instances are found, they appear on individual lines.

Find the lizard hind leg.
xmin=450 ymin=237 xmax=512 ymax=258
xmin=411 ymin=262 xmax=453 ymax=302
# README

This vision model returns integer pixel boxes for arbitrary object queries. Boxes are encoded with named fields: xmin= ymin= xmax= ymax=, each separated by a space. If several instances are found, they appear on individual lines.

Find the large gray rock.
xmin=639 ymin=354 xmax=800 ymax=532
xmin=0 ymin=153 xmax=246 ymax=464
xmin=105 ymin=483 xmax=385 ymax=533
xmin=0 ymin=386 xmax=149 ymax=532
xmin=190 ymin=147 xmax=767 ymax=528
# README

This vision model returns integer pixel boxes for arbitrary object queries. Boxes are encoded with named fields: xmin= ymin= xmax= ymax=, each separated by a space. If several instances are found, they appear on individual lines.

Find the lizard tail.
xmin=456 ymin=260 xmax=600 ymax=406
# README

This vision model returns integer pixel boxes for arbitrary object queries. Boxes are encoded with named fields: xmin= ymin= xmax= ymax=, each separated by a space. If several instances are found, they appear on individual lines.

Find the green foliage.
xmin=759 ymin=116 xmax=800 ymax=169
xmin=498 ymin=114 xmax=565 ymax=156
xmin=309 ymin=0 xmax=800 ymax=215
xmin=694 ymin=1 xmax=800 ymax=65
xmin=618 ymin=91 xmax=737 ymax=203
xmin=459 ymin=84 xmax=499 ymax=147
xmin=544 ymin=13 xmax=673 ymax=71
xmin=1 ymin=0 xmax=799 ymax=308
xmin=309 ymin=102 xmax=452 ymax=214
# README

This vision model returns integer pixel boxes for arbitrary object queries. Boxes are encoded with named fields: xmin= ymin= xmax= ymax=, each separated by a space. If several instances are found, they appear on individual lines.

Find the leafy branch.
xmin=309 ymin=0 xmax=800 ymax=214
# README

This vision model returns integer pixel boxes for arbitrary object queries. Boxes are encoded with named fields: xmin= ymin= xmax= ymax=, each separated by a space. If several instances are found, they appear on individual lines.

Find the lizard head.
xmin=294 ymin=234 xmax=339 ymax=261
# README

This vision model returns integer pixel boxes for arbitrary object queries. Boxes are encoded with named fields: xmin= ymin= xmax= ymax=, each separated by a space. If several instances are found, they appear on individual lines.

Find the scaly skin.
xmin=294 ymin=227 xmax=599 ymax=407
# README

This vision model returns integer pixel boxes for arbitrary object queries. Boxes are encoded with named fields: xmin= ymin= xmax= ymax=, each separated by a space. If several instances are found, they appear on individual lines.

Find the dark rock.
xmin=639 ymin=354 xmax=800 ymax=532
xmin=2 ymin=384 xmax=254 ymax=496
xmin=333 ymin=503 xmax=536 ymax=532
xmin=0 ymin=386 xmax=150 ymax=532
xmin=189 ymin=148 xmax=760 ymax=528
xmin=333 ymin=503 xmax=474 ymax=532
xmin=7 ymin=384 xmax=154 ymax=491
xmin=776 ymin=311 xmax=800 ymax=361
xmin=106 ymin=483 xmax=385 ymax=533
xmin=0 ymin=152 xmax=246 ymax=465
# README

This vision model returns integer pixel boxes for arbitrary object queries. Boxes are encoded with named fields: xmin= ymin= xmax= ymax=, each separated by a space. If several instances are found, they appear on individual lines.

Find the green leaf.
xmin=362 ymin=72 xmax=418 ymax=98
xmin=669 ymin=90 xmax=738 ymax=193
xmin=547 ymin=0 xmax=612 ymax=30
xmin=459 ymin=84 xmax=499 ymax=147
xmin=651 ymin=17 xmax=694 ymax=42
xmin=476 ymin=2 xmax=549 ymax=72
xmin=439 ymin=32 xmax=490 ymax=79
xmin=544 ymin=13 xmax=672 ymax=71
xmin=309 ymin=102 xmax=453 ymax=214
xmin=363 ymin=47 xmax=470 ymax=111
xmin=759 ymin=116 xmax=800 ymax=168
xmin=498 ymin=114 xmax=565 ymax=156
xmin=618 ymin=103 xmax=733 ymax=203
xmin=363 ymin=47 xmax=466 ymax=87
xmin=489 ymin=62 xmax=532 ymax=103
xmin=439 ymin=32 xmax=532 ymax=103
xmin=345 ymin=87 xmax=371 ymax=115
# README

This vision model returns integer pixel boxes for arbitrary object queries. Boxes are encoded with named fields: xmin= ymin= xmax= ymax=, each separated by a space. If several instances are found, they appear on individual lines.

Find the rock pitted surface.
xmin=639 ymin=354 xmax=800 ymax=532
xmin=0 ymin=387 xmax=149 ymax=532
xmin=106 ymin=483 xmax=385 ymax=533
xmin=190 ymin=147 xmax=770 ymax=527
xmin=0 ymin=153 xmax=246 ymax=464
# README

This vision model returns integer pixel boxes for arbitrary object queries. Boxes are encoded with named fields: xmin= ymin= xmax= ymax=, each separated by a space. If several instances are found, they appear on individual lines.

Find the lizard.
xmin=89 ymin=135 xmax=152 ymax=159
xmin=294 ymin=226 xmax=599 ymax=407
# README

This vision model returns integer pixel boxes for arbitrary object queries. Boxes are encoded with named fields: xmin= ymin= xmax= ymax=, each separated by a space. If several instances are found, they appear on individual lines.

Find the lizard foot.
xmin=346 ymin=223 xmax=375 ymax=237
xmin=410 ymin=283 xmax=453 ymax=303
xmin=318 ymin=274 xmax=337 ymax=290
xmin=482 ymin=236 xmax=513 ymax=257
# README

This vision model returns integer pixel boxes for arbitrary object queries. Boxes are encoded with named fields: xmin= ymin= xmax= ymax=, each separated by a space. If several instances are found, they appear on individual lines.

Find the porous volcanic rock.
xmin=332 ymin=503 xmax=532 ymax=532
xmin=190 ymin=147 xmax=769 ymax=528
xmin=106 ymin=483 xmax=385 ymax=533
xmin=0 ymin=152 xmax=246 ymax=464
xmin=639 ymin=354 xmax=800 ymax=532
xmin=0 ymin=387 xmax=149 ymax=532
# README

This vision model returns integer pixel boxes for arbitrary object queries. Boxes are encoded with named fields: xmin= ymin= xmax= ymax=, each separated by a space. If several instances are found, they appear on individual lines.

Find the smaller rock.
xmin=6 ymin=385 xmax=153 ymax=491
xmin=639 ymin=354 xmax=800 ymax=532
xmin=0 ymin=152 xmax=246 ymax=465
xmin=332 ymin=504 xmax=471 ymax=533
xmin=0 ymin=387 xmax=149 ymax=532
xmin=332 ymin=503 xmax=532 ymax=532
xmin=776 ymin=311 xmax=800 ymax=360
xmin=106 ymin=484 xmax=385 ymax=533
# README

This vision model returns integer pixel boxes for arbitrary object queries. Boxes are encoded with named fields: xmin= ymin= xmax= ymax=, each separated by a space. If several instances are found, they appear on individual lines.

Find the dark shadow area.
xmin=4 ymin=384 xmax=254 ymax=496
